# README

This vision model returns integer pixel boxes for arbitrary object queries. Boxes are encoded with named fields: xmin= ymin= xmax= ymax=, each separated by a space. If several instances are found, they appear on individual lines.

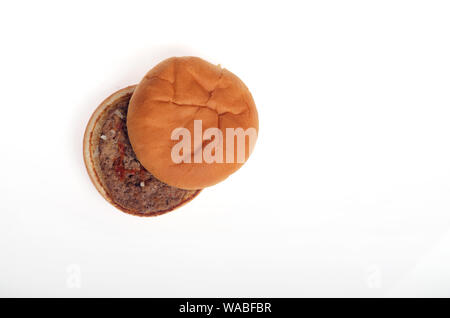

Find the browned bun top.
xmin=127 ymin=57 xmax=259 ymax=190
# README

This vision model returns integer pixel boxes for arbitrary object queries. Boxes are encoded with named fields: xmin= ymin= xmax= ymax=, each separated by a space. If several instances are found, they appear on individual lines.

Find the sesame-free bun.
xmin=83 ymin=86 xmax=200 ymax=216
xmin=127 ymin=57 xmax=259 ymax=190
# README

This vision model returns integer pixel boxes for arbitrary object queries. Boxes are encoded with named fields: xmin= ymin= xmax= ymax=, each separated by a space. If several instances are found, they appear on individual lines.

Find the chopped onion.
xmin=114 ymin=110 xmax=124 ymax=119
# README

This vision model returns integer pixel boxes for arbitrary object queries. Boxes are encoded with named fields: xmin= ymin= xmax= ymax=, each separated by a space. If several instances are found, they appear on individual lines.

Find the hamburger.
xmin=83 ymin=57 xmax=258 ymax=216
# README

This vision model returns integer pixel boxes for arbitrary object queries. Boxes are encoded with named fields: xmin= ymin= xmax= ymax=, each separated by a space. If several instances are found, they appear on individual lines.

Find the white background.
xmin=1 ymin=0 xmax=450 ymax=297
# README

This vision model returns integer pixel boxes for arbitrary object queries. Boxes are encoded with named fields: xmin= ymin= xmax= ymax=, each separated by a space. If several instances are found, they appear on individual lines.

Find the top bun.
xmin=127 ymin=57 xmax=258 ymax=189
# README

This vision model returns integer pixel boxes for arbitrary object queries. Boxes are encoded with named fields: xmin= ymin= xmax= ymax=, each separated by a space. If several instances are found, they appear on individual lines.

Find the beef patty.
xmin=97 ymin=94 xmax=199 ymax=215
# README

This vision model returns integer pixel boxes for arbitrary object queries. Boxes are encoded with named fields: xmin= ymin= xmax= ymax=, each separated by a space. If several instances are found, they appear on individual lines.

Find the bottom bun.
xmin=83 ymin=86 xmax=201 ymax=217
